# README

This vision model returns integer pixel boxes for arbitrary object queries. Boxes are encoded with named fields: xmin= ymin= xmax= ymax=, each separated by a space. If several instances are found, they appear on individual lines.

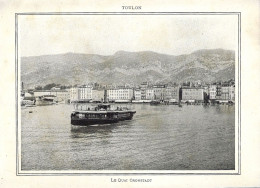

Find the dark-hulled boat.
xmin=71 ymin=104 xmax=136 ymax=126
xmin=150 ymin=100 xmax=161 ymax=105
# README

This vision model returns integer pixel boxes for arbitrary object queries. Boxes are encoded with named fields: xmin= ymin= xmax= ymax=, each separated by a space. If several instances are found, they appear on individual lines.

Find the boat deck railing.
xmin=73 ymin=103 xmax=134 ymax=111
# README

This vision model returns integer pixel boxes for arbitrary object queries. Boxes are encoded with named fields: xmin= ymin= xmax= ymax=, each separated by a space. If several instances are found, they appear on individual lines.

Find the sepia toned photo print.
xmin=17 ymin=13 xmax=240 ymax=174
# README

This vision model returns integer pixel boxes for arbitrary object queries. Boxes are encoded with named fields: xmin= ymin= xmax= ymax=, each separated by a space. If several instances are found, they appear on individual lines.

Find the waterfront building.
xmin=182 ymin=87 xmax=204 ymax=101
xmin=34 ymin=90 xmax=52 ymax=97
xmin=164 ymin=86 xmax=179 ymax=101
xmin=145 ymin=88 xmax=154 ymax=100
xmin=50 ymin=90 xmax=70 ymax=102
xmin=140 ymin=82 xmax=149 ymax=100
xmin=153 ymin=85 xmax=166 ymax=100
xmin=69 ymin=87 xmax=79 ymax=102
xmin=229 ymin=85 xmax=235 ymax=101
xmin=209 ymin=82 xmax=235 ymax=102
xmin=209 ymin=85 xmax=217 ymax=100
xmin=134 ymin=89 xmax=141 ymax=100
xmin=221 ymin=83 xmax=230 ymax=100
xmin=34 ymin=90 xmax=69 ymax=103
xmin=216 ymin=83 xmax=222 ymax=100
xmin=107 ymin=88 xmax=134 ymax=102
xmin=92 ymin=89 xmax=105 ymax=102
xmin=78 ymin=86 xmax=93 ymax=101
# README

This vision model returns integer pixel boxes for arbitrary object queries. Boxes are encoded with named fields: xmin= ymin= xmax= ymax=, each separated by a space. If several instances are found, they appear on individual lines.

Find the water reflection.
xmin=214 ymin=104 xmax=235 ymax=114
xmin=70 ymin=124 xmax=116 ymax=136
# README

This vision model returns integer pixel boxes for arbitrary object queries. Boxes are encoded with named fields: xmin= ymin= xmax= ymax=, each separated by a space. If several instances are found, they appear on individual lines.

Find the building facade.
xmin=221 ymin=85 xmax=230 ymax=100
xmin=34 ymin=90 xmax=69 ymax=103
xmin=34 ymin=90 xmax=52 ymax=97
xmin=182 ymin=87 xmax=204 ymax=101
xmin=209 ymin=83 xmax=235 ymax=101
xmin=209 ymin=85 xmax=217 ymax=100
xmin=153 ymin=85 xmax=166 ymax=100
xmin=51 ymin=90 xmax=70 ymax=102
xmin=69 ymin=87 xmax=79 ymax=102
xmin=216 ymin=84 xmax=222 ymax=100
xmin=140 ymin=82 xmax=149 ymax=100
xmin=78 ymin=86 xmax=92 ymax=100
xmin=92 ymin=89 xmax=105 ymax=102
xmin=134 ymin=89 xmax=141 ymax=100
xmin=164 ymin=86 xmax=179 ymax=101
xmin=229 ymin=85 xmax=235 ymax=101
xmin=107 ymin=88 xmax=134 ymax=101
xmin=145 ymin=88 xmax=154 ymax=100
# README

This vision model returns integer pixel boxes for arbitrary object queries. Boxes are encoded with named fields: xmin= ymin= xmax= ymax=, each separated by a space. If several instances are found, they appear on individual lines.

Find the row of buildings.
xmin=22 ymin=81 xmax=235 ymax=103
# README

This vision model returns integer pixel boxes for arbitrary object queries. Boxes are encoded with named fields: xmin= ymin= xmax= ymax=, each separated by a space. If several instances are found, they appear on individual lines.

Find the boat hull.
xmin=71 ymin=111 xmax=136 ymax=126
xmin=150 ymin=100 xmax=161 ymax=105
xmin=71 ymin=119 xmax=119 ymax=126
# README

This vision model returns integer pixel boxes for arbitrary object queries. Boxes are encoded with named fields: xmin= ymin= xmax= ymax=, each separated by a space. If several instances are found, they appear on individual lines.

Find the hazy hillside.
xmin=21 ymin=49 xmax=235 ymax=88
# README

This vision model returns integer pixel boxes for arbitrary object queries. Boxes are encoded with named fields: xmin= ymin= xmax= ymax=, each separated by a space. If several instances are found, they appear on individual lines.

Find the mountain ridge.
xmin=21 ymin=49 xmax=235 ymax=88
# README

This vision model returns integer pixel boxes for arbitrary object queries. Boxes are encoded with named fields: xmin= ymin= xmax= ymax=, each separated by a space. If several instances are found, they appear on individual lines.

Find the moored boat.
xmin=150 ymin=100 xmax=161 ymax=105
xmin=71 ymin=104 xmax=136 ymax=126
xmin=35 ymin=95 xmax=56 ymax=106
xmin=25 ymin=104 xmax=36 ymax=107
xmin=168 ymin=99 xmax=179 ymax=105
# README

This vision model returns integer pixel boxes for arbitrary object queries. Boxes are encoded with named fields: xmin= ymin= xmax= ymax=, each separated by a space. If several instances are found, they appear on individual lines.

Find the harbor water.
xmin=21 ymin=104 xmax=235 ymax=170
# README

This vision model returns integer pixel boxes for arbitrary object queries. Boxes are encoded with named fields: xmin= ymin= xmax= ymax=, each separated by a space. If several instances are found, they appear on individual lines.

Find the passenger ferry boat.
xmin=71 ymin=104 xmax=136 ymax=126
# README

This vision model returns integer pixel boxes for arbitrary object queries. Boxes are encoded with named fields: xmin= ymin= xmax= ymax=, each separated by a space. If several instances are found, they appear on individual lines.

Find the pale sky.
xmin=18 ymin=14 xmax=238 ymax=57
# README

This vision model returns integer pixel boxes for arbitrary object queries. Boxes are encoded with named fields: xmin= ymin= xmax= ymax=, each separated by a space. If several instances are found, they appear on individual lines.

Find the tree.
xmin=43 ymin=83 xmax=57 ymax=90
xmin=35 ymin=86 xmax=43 ymax=90
xmin=60 ymin=85 xmax=67 ymax=90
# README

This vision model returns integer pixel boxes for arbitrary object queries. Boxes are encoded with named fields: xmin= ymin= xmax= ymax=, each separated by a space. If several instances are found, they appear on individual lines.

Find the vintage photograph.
xmin=17 ymin=13 xmax=239 ymax=172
